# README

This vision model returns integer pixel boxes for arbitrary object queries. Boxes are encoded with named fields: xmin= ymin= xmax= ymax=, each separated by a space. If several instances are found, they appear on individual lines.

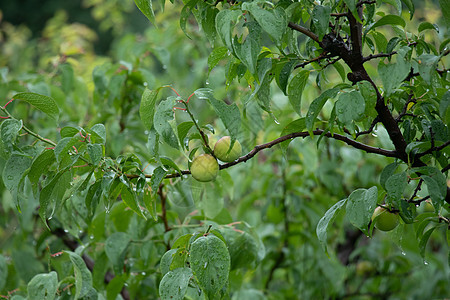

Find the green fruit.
xmin=422 ymin=200 xmax=435 ymax=213
xmin=371 ymin=206 xmax=399 ymax=232
xmin=190 ymin=154 xmax=219 ymax=182
xmin=213 ymin=136 xmax=242 ymax=162
xmin=355 ymin=261 xmax=375 ymax=276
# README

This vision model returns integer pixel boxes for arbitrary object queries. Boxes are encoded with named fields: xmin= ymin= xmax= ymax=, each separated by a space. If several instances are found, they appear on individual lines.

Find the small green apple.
xmin=371 ymin=206 xmax=399 ymax=232
xmin=213 ymin=136 xmax=242 ymax=162
xmin=190 ymin=154 xmax=219 ymax=182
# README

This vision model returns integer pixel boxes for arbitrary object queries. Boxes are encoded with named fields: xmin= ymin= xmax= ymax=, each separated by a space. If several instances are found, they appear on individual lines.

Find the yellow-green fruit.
xmin=356 ymin=261 xmax=375 ymax=276
xmin=371 ymin=206 xmax=399 ymax=232
xmin=190 ymin=154 xmax=219 ymax=182
xmin=213 ymin=136 xmax=242 ymax=162
xmin=422 ymin=200 xmax=435 ymax=213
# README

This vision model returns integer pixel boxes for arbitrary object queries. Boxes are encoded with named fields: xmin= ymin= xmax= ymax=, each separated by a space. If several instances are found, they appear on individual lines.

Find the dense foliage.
xmin=0 ymin=0 xmax=449 ymax=299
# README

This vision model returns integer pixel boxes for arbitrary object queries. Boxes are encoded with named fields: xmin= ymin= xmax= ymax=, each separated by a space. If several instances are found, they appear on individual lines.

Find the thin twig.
xmin=355 ymin=117 xmax=379 ymax=139
xmin=362 ymin=52 xmax=397 ymax=62
xmin=288 ymin=22 xmax=320 ymax=44
xmin=416 ymin=140 xmax=450 ymax=158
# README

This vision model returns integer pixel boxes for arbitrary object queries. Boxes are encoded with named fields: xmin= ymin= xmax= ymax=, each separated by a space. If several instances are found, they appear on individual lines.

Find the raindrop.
xmin=401 ymin=251 xmax=406 ymax=256
xmin=89 ymin=235 xmax=94 ymax=239
xmin=141 ymin=272 xmax=146 ymax=276
xmin=423 ymin=260 xmax=429 ymax=265
xmin=64 ymin=229 xmax=69 ymax=233
xmin=48 ymin=216 xmax=53 ymax=220
xmin=143 ymin=82 xmax=148 ymax=87
xmin=204 ymin=262 xmax=208 ymax=269
xmin=205 ymin=81 xmax=210 ymax=85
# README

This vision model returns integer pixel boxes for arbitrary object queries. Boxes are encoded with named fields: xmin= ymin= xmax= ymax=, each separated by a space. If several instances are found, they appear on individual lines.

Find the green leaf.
xmin=418 ymin=22 xmax=438 ymax=33
xmin=287 ymin=70 xmax=310 ymax=116
xmin=160 ymin=249 xmax=177 ymax=276
xmin=275 ymin=59 xmax=298 ymax=95
xmin=216 ymin=10 xmax=241 ymax=51
xmin=194 ymin=88 xmax=241 ymax=140
xmin=134 ymin=0 xmax=156 ymax=24
xmin=120 ymin=181 xmax=145 ymax=218
xmin=177 ymin=122 xmax=194 ymax=149
xmin=0 ymin=254 xmax=7 ymax=291
xmin=28 ymin=149 xmax=55 ymax=188
xmin=208 ymin=46 xmax=229 ymax=74
xmin=222 ymin=228 xmax=259 ymax=270
xmin=242 ymin=3 xmax=287 ymax=43
xmin=190 ymin=235 xmax=231 ymax=298
xmin=422 ymin=175 xmax=445 ymax=208
xmin=335 ymin=90 xmax=366 ymax=126
xmin=39 ymin=167 xmax=71 ymax=222
xmin=279 ymin=118 xmax=306 ymax=153
xmin=180 ymin=0 xmax=199 ymax=38
xmin=1 ymin=118 xmax=22 ymax=151
xmin=368 ymin=15 xmax=406 ymax=32
xmin=154 ymin=97 xmax=179 ymax=149
xmin=378 ymin=48 xmax=411 ymax=96
xmin=105 ymin=232 xmax=131 ymax=275
xmin=106 ymin=274 xmax=126 ymax=300
xmin=66 ymin=251 xmax=93 ymax=299
xmin=316 ymin=198 xmax=347 ymax=254
xmin=139 ymin=88 xmax=160 ymax=131
xmin=380 ymin=162 xmax=398 ymax=189
xmin=150 ymin=166 xmax=167 ymax=193
xmin=419 ymin=225 xmax=438 ymax=259
xmin=143 ymin=187 xmax=157 ymax=221
xmin=417 ymin=54 xmax=440 ymax=84
xmin=233 ymin=34 xmax=260 ymax=75
xmin=306 ymin=88 xmax=339 ymax=131
xmin=2 ymin=153 xmax=32 ymax=192
xmin=87 ymin=144 xmax=103 ymax=165
xmin=88 ymin=124 xmax=107 ymax=144
xmin=401 ymin=0 xmax=415 ymax=19
xmin=439 ymin=0 xmax=450 ymax=28
xmin=159 ymin=267 xmax=193 ymax=300
xmin=346 ymin=187 xmax=378 ymax=236
xmin=12 ymin=92 xmax=59 ymax=120
xmin=385 ymin=172 xmax=407 ymax=202
xmin=27 ymin=272 xmax=58 ymax=300
xmin=312 ymin=5 xmax=331 ymax=39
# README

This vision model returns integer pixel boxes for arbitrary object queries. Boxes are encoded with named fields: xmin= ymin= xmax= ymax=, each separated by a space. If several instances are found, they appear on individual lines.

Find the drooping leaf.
xmin=346 ymin=187 xmax=378 ymax=236
xmin=312 ymin=5 xmax=331 ymax=39
xmin=335 ymin=90 xmax=366 ymax=127
xmin=208 ymin=46 xmax=229 ymax=74
xmin=139 ymin=88 xmax=161 ymax=131
xmin=190 ymin=235 xmax=231 ymax=298
xmin=1 ymin=118 xmax=22 ymax=151
xmin=12 ymin=92 xmax=59 ymax=120
xmin=66 ymin=251 xmax=94 ymax=299
xmin=105 ymin=232 xmax=131 ymax=275
xmin=134 ymin=0 xmax=156 ymax=24
xmin=216 ymin=10 xmax=241 ymax=51
xmin=287 ymin=70 xmax=310 ymax=116
xmin=306 ymin=88 xmax=339 ymax=131
xmin=154 ymin=97 xmax=179 ymax=149
xmin=27 ymin=272 xmax=58 ymax=300
xmin=316 ymin=198 xmax=347 ymax=254
xmin=242 ymin=2 xmax=287 ymax=43
xmin=159 ymin=267 xmax=193 ymax=300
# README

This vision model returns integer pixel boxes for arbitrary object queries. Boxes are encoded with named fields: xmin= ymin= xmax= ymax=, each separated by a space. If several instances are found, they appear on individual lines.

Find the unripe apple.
xmin=190 ymin=154 xmax=219 ymax=182
xmin=371 ymin=206 xmax=399 ymax=232
xmin=213 ymin=136 xmax=242 ymax=162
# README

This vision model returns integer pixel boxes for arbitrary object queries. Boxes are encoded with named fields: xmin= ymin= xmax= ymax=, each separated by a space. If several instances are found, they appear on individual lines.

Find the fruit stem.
xmin=182 ymin=100 xmax=214 ymax=155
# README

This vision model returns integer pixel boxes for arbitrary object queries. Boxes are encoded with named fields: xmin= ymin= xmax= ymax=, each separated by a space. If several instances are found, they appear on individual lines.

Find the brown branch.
xmin=355 ymin=117 xmax=380 ymax=139
xmin=294 ymin=53 xmax=333 ymax=69
xmin=363 ymin=52 xmax=397 ymax=62
xmin=416 ymin=140 xmax=450 ymax=159
xmin=288 ymin=22 xmax=321 ymax=44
